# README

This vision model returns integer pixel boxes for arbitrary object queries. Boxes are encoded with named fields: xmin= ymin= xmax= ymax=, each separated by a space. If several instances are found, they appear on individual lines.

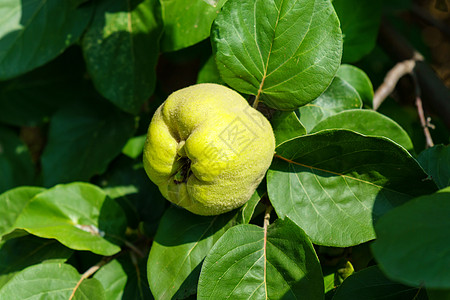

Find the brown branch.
xmin=377 ymin=20 xmax=450 ymax=129
xmin=373 ymin=59 xmax=419 ymax=110
xmin=69 ymin=258 xmax=111 ymax=300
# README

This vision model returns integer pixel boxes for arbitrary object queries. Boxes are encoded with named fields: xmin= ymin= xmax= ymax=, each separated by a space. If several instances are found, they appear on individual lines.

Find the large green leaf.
xmin=418 ymin=144 xmax=450 ymax=189
xmin=332 ymin=266 xmax=427 ymax=300
xmin=197 ymin=218 xmax=324 ymax=299
xmin=333 ymin=0 xmax=381 ymax=62
xmin=161 ymin=0 xmax=227 ymax=52
xmin=267 ymin=130 xmax=437 ymax=247
xmin=212 ymin=0 xmax=342 ymax=109
xmin=0 ymin=186 xmax=44 ymax=238
xmin=41 ymin=99 xmax=136 ymax=187
xmin=94 ymin=255 xmax=152 ymax=300
xmin=336 ymin=64 xmax=373 ymax=107
xmin=0 ymin=235 xmax=73 ymax=289
xmin=0 ymin=263 xmax=105 ymax=300
xmin=147 ymin=207 xmax=236 ymax=300
xmin=0 ymin=127 xmax=35 ymax=193
xmin=0 ymin=47 xmax=88 ymax=126
xmin=297 ymin=76 xmax=362 ymax=132
xmin=0 ymin=0 xmax=93 ymax=79
xmin=271 ymin=111 xmax=307 ymax=147
xmin=15 ymin=182 xmax=127 ymax=256
xmin=372 ymin=187 xmax=450 ymax=289
xmin=82 ymin=0 xmax=163 ymax=114
xmin=311 ymin=110 xmax=414 ymax=153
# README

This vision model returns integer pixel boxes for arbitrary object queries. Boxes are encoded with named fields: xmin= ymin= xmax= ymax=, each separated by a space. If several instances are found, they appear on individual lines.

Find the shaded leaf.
xmin=0 ymin=186 xmax=44 ymax=237
xmin=271 ymin=111 xmax=306 ymax=147
xmin=147 ymin=207 xmax=236 ymax=300
xmin=15 ymin=182 xmax=127 ymax=256
xmin=198 ymin=218 xmax=324 ymax=299
xmin=297 ymin=76 xmax=362 ymax=132
xmin=0 ymin=0 xmax=93 ymax=79
xmin=372 ymin=187 xmax=450 ymax=289
xmin=0 ymin=128 xmax=35 ymax=193
xmin=0 ymin=263 xmax=105 ymax=300
xmin=0 ymin=47 xmax=88 ymax=126
xmin=161 ymin=0 xmax=227 ymax=52
xmin=95 ymin=255 xmax=152 ymax=300
xmin=418 ymin=144 xmax=450 ymax=189
xmin=333 ymin=0 xmax=382 ymax=62
xmin=212 ymin=0 xmax=342 ymax=109
xmin=336 ymin=64 xmax=373 ymax=107
xmin=41 ymin=99 xmax=136 ymax=187
xmin=267 ymin=130 xmax=437 ymax=247
xmin=0 ymin=235 xmax=73 ymax=289
xmin=332 ymin=266 xmax=427 ymax=300
xmin=99 ymin=156 xmax=166 ymax=231
xmin=311 ymin=110 xmax=414 ymax=153
xmin=82 ymin=0 xmax=163 ymax=114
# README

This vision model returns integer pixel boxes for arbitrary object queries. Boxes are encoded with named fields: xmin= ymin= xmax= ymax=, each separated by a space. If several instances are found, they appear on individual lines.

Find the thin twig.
xmin=412 ymin=73 xmax=435 ymax=148
xmin=373 ymin=58 xmax=420 ymax=110
xmin=69 ymin=258 xmax=111 ymax=300
xmin=124 ymin=239 xmax=145 ymax=258
xmin=378 ymin=21 xmax=450 ymax=129
xmin=263 ymin=203 xmax=272 ymax=297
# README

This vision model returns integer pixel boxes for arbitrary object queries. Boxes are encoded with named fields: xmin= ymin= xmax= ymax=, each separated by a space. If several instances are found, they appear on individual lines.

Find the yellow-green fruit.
xmin=143 ymin=83 xmax=275 ymax=216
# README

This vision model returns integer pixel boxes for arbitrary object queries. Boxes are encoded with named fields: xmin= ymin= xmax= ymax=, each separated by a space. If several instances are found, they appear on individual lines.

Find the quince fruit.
xmin=143 ymin=83 xmax=275 ymax=215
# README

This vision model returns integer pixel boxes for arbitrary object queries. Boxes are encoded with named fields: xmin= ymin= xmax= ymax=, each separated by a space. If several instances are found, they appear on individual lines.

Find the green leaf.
xmin=297 ymin=76 xmax=362 ymax=132
xmin=372 ymin=187 xmax=450 ymax=289
xmin=332 ymin=266 xmax=427 ymax=300
xmin=0 ymin=47 xmax=88 ymax=126
xmin=0 ymin=0 xmax=93 ymax=79
xmin=41 ymin=99 xmax=136 ymax=187
xmin=236 ymin=186 xmax=265 ymax=224
xmin=212 ymin=0 xmax=342 ymax=109
xmin=197 ymin=218 xmax=324 ymax=299
xmin=122 ymin=134 xmax=146 ymax=159
xmin=0 ymin=186 xmax=44 ymax=237
xmin=15 ymin=182 xmax=127 ymax=256
xmin=418 ymin=144 xmax=450 ymax=189
xmin=94 ymin=255 xmax=152 ymax=300
xmin=267 ymin=130 xmax=437 ymax=247
xmin=82 ymin=0 xmax=163 ymax=114
xmin=311 ymin=110 xmax=414 ymax=153
xmin=161 ymin=0 xmax=227 ymax=52
xmin=0 ymin=127 xmax=35 ymax=193
xmin=147 ymin=207 xmax=236 ymax=300
xmin=333 ymin=0 xmax=382 ymax=62
xmin=197 ymin=56 xmax=225 ymax=85
xmin=0 ymin=263 xmax=105 ymax=299
xmin=0 ymin=235 xmax=73 ymax=289
xmin=271 ymin=111 xmax=307 ymax=147
xmin=336 ymin=64 xmax=373 ymax=107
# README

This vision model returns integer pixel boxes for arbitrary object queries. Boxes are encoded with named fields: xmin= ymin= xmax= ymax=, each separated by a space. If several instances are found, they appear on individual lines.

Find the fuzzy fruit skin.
xmin=143 ymin=83 xmax=275 ymax=216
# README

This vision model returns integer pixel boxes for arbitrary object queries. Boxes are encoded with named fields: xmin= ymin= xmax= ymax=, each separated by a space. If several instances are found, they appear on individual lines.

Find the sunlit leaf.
xmin=198 ymin=219 xmax=324 ymax=299
xmin=268 ymin=130 xmax=437 ymax=246
xmin=212 ymin=0 xmax=342 ymax=109
xmin=15 ymin=182 xmax=127 ymax=256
